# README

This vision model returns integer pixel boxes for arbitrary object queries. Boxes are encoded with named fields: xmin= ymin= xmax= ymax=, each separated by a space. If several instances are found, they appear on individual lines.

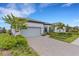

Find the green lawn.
xmin=49 ymin=32 xmax=79 ymax=43
xmin=0 ymin=33 xmax=38 ymax=56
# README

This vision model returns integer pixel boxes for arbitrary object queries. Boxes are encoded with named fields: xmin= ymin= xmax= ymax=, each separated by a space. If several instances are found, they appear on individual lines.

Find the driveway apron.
xmin=27 ymin=36 xmax=79 ymax=56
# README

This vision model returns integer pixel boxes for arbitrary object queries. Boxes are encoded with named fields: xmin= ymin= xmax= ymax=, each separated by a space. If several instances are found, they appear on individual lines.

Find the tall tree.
xmin=51 ymin=23 xmax=56 ymax=32
xmin=2 ymin=14 xmax=28 ymax=35
xmin=65 ymin=24 xmax=70 ymax=32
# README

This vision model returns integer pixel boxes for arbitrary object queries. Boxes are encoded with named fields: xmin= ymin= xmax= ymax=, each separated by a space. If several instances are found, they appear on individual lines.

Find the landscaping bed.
xmin=0 ymin=33 xmax=38 ymax=56
xmin=49 ymin=32 xmax=79 ymax=43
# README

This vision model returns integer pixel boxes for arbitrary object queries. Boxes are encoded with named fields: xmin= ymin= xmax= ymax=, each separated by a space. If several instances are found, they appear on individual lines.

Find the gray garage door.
xmin=21 ymin=27 xmax=41 ymax=37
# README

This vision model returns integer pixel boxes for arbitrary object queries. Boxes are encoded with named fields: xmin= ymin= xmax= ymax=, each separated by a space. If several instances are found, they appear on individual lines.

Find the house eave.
xmin=28 ymin=20 xmax=52 ymax=25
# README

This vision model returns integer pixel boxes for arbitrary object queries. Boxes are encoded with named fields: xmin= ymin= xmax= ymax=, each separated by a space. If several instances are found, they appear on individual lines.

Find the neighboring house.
xmin=0 ymin=27 xmax=6 ymax=33
xmin=12 ymin=20 xmax=51 ymax=37
xmin=54 ymin=27 xmax=66 ymax=32
xmin=0 ymin=28 xmax=3 ymax=33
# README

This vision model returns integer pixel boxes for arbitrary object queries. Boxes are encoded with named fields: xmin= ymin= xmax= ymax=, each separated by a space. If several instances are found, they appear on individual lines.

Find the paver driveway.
xmin=27 ymin=36 xmax=79 ymax=56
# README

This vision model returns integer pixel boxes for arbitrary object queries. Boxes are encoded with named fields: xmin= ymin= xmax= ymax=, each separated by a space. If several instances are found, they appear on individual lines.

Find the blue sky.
xmin=0 ymin=3 xmax=79 ymax=29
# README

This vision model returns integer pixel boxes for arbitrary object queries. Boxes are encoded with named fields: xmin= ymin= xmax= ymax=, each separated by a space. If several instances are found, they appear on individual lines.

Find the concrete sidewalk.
xmin=71 ymin=38 xmax=79 ymax=46
xmin=27 ymin=36 xmax=79 ymax=56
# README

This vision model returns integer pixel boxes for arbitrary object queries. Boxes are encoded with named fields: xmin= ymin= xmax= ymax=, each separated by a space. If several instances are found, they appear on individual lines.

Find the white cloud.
xmin=6 ymin=3 xmax=17 ymax=9
xmin=73 ymin=19 xmax=79 ymax=22
xmin=22 ymin=8 xmax=36 ymax=17
xmin=0 ymin=7 xmax=22 ymax=17
xmin=40 ymin=3 xmax=51 ymax=8
xmin=39 ymin=3 xmax=56 ymax=8
xmin=0 ymin=3 xmax=36 ymax=17
xmin=22 ymin=3 xmax=36 ymax=17
xmin=23 ymin=3 xmax=35 ymax=7
xmin=61 ymin=3 xmax=73 ymax=7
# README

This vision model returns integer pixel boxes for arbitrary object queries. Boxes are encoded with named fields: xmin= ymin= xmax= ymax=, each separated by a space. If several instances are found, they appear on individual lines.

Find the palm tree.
xmin=51 ymin=23 xmax=56 ymax=32
xmin=56 ymin=22 xmax=65 ymax=32
xmin=2 ymin=14 xmax=28 ymax=35
xmin=65 ymin=24 xmax=70 ymax=32
xmin=2 ymin=14 xmax=14 ymax=29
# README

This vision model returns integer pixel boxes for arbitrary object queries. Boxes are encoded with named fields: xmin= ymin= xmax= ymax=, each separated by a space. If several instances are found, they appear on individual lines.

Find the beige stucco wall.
xmin=12 ymin=22 xmax=51 ymax=36
xmin=44 ymin=25 xmax=50 ymax=32
xmin=26 ymin=22 xmax=44 ymax=34
xmin=27 ymin=22 xmax=44 ymax=27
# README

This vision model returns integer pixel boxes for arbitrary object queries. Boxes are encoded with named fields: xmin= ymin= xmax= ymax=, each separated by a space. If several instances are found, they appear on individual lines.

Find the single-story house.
xmin=12 ymin=20 xmax=51 ymax=37
xmin=54 ymin=27 xmax=66 ymax=32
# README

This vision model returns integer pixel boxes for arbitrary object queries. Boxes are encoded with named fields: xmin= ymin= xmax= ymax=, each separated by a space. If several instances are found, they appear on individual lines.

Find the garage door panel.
xmin=21 ymin=27 xmax=41 ymax=37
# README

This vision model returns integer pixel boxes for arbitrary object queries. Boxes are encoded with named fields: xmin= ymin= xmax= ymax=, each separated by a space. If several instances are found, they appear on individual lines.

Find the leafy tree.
xmin=2 ymin=14 xmax=28 ymax=35
xmin=51 ymin=23 xmax=56 ymax=32
xmin=65 ymin=24 xmax=70 ymax=32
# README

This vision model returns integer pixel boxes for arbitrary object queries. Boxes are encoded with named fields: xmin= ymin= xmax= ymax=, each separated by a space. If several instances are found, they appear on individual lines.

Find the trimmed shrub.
xmin=15 ymin=35 xmax=28 ymax=47
xmin=0 ymin=33 xmax=16 ymax=49
xmin=0 ymin=33 xmax=28 ymax=49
